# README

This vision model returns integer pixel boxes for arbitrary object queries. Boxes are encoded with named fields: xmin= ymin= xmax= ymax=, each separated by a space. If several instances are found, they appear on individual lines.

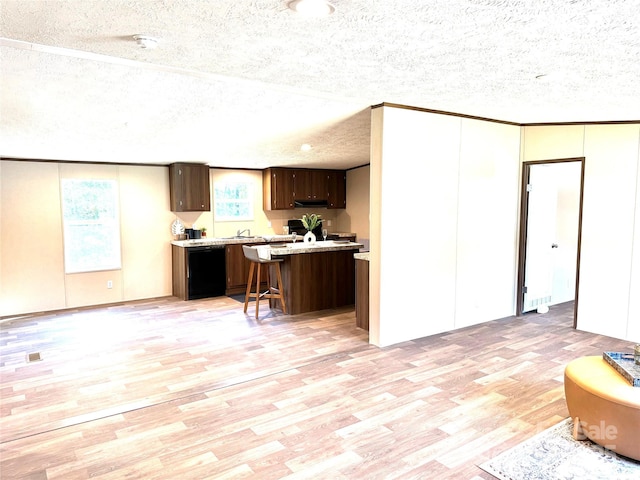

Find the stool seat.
xmin=564 ymin=356 xmax=640 ymax=461
xmin=242 ymin=245 xmax=287 ymax=319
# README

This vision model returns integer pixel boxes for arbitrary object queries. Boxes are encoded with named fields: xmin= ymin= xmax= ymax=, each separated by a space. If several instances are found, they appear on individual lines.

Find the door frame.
xmin=516 ymin=157 xmax=586 ymax=327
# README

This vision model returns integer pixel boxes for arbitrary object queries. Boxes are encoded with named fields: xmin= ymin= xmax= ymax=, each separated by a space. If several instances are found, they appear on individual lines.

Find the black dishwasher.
xmin=187 ymin=246 xmax=226 ymax=299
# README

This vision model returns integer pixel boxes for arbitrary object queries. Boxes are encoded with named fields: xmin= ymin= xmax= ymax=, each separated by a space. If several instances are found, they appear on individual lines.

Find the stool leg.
xmin=244 ymin=262 xmax=255 ymax=313
xmin=275 ymin=262 xmax=287 ymax=314
xmin=267 ymin=264 xmax=273 ymax=309
xmin=255 ymin=263 xmax=261 ymax=319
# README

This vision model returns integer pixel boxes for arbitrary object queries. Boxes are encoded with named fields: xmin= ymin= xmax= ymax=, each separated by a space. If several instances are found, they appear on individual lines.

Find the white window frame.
xmin=61 ymin=179 xmax=122 ymax=273
xmin=214 ymin=181 xmax=254 ymax=221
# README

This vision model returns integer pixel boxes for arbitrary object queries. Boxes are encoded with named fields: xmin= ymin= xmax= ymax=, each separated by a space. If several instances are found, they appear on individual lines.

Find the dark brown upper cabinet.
xmin=263 ymin=167 xmax=346 ymax=210
xmin=169 ymin=163 xmax=211 ymax=212
xmin=263 ymin=168 xmax=295 ymax=210
xmin=327 ymin=170 xmax=346 ymax=209
xmin=294 ymin=169 xmax=328 ymax=201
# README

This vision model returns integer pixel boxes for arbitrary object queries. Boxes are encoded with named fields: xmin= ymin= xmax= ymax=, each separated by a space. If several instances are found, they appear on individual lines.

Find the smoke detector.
xmin=132 ymin=35 xmax=159 ymax=49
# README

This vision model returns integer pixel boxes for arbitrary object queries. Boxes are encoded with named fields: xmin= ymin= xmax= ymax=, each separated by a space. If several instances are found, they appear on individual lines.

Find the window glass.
xmin=214 ymin=181 xmax=253 ymax=221
xmin=61 ymin=179 xmax=121 ymax=273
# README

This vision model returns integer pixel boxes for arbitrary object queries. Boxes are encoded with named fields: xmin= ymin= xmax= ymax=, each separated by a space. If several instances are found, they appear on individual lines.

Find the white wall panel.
xmin=0 ymin=161 xmax=66 ymax=315
xmin=627 ymin=128 xmax=640 ymax=342
xmin=523 ymin=125 xmax=585 ymax=161
xmin=578 ymin=125 xmax=640 ymax=339
xmin=375 ymin=107 xmax=460 ymax=346
xmin=369 ymin=108 xmax=383 ymax=346
xmin=455 ymin=119 xmax=521 ymax=328
xmin=120 ymin=165 xmax=174 ymax=301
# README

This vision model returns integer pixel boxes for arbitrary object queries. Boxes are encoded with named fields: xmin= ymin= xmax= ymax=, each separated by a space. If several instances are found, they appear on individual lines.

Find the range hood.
xmin=294 ymin=199 xmax=328 ymax=208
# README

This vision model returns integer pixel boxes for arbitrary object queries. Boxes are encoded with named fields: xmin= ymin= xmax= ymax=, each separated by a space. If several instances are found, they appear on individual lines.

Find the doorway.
xmin=516 ymin=158 xmax=585 ymax=327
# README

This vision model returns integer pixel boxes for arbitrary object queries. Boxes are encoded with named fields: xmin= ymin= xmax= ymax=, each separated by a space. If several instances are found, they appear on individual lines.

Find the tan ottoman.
xmin=564 ymin=356 xmax=640 ymax=461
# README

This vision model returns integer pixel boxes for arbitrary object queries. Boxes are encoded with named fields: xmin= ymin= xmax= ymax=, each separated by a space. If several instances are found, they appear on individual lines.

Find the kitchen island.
xmin=259 ymin=241 xmax=364 ymax=315
xmin=170 ymin=236 xmax=361 ymax=309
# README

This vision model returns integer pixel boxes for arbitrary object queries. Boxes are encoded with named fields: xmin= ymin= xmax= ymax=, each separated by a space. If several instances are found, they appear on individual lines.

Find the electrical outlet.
xmin=267 ymin=221 xmax=272 ymax=228
xmin=327 ymin=220 xmax=332 ymax=227
xmin=107 ymin=280 xmax=113 ymax=289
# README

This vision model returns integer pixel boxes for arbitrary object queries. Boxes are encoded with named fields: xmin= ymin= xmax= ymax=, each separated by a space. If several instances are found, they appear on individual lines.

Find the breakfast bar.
xmin=263 ymin=241 xmax=364 ymax=315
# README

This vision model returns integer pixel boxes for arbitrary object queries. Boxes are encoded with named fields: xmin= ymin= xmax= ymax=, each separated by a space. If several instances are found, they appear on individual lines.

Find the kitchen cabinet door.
xmin=310 ymin=170 xmax=329 ymax=200
xmin=169 ymin=163 xmax=211 ymax=212
xmin=293 ymin=169 xmax=310 ymax=200
xmin=294 ymin=169 xmax=328 ymax=200
xmin=263 ymin=168 xmax=295 ymax=210
xmin=225 ymin=243 xmax=269 ymax=295
xmin=327 ymin=170 xmax=346 ymax=209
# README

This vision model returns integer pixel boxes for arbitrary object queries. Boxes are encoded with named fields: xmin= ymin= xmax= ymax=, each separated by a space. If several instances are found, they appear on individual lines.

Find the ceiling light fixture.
xmin=132 ymin=35 xmax=159 ymax=49
xmin=300 ymin=143 xmax=312 ymax=151
xmin=288 ymin=0 xmax=335 ymax=17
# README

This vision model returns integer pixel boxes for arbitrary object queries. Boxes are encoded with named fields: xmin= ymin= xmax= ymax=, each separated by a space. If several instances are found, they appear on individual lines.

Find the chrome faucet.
xmin=236 ymin=228 xmax=250 ymax=237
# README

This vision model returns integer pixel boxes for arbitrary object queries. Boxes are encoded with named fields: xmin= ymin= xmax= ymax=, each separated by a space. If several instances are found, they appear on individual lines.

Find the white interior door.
xmin=549 ymin=162 xmax=582 ymax=305
xmin=523 ymin=164 xmax=558 ymax=312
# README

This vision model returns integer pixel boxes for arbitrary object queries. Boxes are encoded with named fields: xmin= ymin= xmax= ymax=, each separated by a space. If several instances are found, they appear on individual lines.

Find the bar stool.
xmin=242 ymin=245 xmax=287 ymax=319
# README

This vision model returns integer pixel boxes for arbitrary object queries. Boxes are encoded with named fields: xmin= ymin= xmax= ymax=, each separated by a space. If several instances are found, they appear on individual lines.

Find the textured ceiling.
xmin=1 ymin=0 xmax=639 ymax=169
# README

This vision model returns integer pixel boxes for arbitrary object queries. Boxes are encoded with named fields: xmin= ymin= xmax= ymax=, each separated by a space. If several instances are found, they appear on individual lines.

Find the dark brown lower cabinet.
xmin=276 ymin=249 xmax=357 ymax=315
xmin=225 ymin=243 xmax=268 ymax=296
xmin=172 ymin=245 xmax=188 ymax=300
xmin=355 ymin=258 xmax=369 ymax=331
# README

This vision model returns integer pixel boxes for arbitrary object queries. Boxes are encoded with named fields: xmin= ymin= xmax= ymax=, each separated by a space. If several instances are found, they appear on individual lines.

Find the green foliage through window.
xmin=61 ymin=179 xmax=121 ymax=273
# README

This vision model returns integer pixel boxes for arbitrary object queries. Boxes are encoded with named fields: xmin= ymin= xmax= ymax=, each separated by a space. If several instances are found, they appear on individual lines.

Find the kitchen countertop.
xmin=354 ymin=252 xmax=370 ymax=261
xmin=171 ymin=233 xmax=357 ymax=248
xmin=330 ymin=232 xmax=358 ymax=238
xmin=267 ymin=240 xmax=363 ymax=256
xmin=171 ymin=234 xmax=293 ymax=247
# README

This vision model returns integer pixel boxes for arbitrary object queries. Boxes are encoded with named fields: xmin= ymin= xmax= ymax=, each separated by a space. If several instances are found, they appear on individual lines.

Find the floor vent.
xmin=27 ymin=352 xmax=42 ymax=362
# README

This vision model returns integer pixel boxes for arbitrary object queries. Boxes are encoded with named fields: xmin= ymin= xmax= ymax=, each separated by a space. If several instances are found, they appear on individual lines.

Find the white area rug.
xmin=479 ymin=418 xmax=640 ymax=480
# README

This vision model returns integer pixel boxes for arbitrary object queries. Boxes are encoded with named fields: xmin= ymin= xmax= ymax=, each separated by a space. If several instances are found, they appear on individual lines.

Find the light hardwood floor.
xmin=0 ymin=297 xmax=635 ymax=479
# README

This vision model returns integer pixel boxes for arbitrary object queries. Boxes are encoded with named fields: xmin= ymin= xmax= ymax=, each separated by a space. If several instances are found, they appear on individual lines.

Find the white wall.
xmin=1 ymin=161 xmax=66 ymax=314
xmin=338 ymin=165 xmax=370 ymax=248
xmin=120 ymin=165 xmax=174 ymax=301
xmin=370 ymin=106 xmax=521 ymax=346
xmin=579 ymin=125 xmax=640 ymax=340
xmin=370 ymin=114 xmax=639 ymax=347
xmin=0 ymin=160 xmax=174 ymax=317
xmin=523 ymin=124 xmax=640 ymax=342
xmin=455 ymin=118 xmax=521 ymax=328
xmin=629 ymin=131 xmax=640 ymax=341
